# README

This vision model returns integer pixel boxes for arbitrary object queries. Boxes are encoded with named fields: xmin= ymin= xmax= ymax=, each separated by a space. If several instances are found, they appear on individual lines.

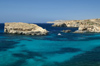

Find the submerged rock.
xmin=62 ymin=30 xmax=71 ymax=33
xmin=4 ymin=22 xmax=48 ymax=35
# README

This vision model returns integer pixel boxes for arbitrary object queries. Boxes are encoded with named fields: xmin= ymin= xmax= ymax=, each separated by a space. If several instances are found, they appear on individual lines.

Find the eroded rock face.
xmin=75 ymin=25 xmax=100 ymax=33
xmin=48 ymin=18 xmax=100 ymax=33
xmin=52 ymin=23 xmax=66 ymax=27
xmin=4 ymin=22 xmax=48 ymax=35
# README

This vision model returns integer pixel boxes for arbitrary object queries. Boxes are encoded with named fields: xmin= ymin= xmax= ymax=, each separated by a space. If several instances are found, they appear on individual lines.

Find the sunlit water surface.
xmin=0 ymin=23 xmax=100 ymax=66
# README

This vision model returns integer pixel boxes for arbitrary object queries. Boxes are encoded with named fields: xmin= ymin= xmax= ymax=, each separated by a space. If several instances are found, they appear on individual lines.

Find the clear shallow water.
xmin=0 ymin=23 xmax=100 ymax=66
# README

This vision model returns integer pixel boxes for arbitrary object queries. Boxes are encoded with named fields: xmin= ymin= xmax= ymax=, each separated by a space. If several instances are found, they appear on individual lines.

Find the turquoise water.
xmin=0 ymin=23 xmax=100 ymax=66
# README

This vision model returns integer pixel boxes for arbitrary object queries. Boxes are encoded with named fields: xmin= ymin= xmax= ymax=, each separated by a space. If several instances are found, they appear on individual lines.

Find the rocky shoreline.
xmin=4 ymin=22 xmax=48 ymax=35
xmin=3 ymin=18 xmax=100 ymax=36
xmin=48 ymin=18 xmax=100 ymax=33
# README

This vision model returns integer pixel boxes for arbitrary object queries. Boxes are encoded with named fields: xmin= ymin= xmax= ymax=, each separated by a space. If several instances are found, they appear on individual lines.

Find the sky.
xmin=0 ymin=0 xmax=100 ymax=23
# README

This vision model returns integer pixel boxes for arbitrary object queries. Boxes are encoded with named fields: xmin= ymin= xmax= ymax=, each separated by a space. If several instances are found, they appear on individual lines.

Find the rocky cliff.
xmin=48 ymin=18 xmax=100 ymax=33
xmin=4 ymin=22 xmax=48 ymax=35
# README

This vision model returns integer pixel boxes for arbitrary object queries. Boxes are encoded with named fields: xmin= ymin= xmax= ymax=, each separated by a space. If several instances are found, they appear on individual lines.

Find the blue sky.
xmin=0 ymin=0 xmax=100 ymax=23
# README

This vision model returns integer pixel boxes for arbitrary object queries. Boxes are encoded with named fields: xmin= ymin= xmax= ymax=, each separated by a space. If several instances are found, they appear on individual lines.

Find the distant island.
xmin=47 ymin=18 xmax=100 ymax=33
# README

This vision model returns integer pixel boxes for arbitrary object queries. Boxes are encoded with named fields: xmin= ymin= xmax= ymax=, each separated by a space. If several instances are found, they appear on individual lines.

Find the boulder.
xmin=4 ymin=22 xmax=48 ymax=35
xmin=62 ymin=30 xmax=71 ymax=33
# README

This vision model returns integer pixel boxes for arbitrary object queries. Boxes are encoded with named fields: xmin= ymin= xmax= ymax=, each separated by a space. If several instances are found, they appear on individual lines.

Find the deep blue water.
xmin=0 ymin=23 xmax=100 ymax=66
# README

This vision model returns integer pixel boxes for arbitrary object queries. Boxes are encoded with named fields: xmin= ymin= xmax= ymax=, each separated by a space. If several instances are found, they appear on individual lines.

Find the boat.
xmin=58 ymin=33 xmax=61 ymax=35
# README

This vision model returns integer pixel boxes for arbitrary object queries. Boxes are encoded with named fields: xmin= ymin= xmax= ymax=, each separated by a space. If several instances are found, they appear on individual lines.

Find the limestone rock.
xmin=74 ymin=25 xmax=100 ymax=33
xmin=4 ymin=22 xmax=48 ymax=35
xmin=52 ymin=23 xmax=66 ymax=27
xmin=73 ymin=30 xmax=87 ymax=33
xmin=49 ymin=18 xmax=100 ymax=33
xmin=62 ymin=30 xmax=71 ymax=33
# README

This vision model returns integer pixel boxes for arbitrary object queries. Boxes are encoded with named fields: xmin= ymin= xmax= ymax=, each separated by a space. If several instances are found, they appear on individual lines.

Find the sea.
xmin=0 ymin=23 xmax=100 ymax=66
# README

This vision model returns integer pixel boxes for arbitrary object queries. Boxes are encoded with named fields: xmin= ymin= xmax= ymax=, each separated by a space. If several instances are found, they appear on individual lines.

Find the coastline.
xmin=47 ymin=18 xmax=100 ymax=33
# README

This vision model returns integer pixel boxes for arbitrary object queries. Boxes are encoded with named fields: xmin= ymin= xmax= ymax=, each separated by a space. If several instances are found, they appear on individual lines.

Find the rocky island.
xmin=4 ymin=22 xmax=48 ymax=35
xmin=47 ymin=18 xmax=100 ymax=33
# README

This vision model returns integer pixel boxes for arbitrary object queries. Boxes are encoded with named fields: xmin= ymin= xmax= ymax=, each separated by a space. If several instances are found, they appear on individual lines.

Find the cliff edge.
xmin=48 ymin=18 xmax=100 ymax=33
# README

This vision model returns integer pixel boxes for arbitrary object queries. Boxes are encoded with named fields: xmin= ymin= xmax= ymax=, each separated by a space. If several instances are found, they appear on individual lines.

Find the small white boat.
xmin=58 ymin=33 xmax=61 ymax=35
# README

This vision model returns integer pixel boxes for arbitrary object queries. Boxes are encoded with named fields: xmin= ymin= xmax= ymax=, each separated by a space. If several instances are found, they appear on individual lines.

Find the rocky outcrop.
xmin=74 ymin=25 xmax=100 ymax=33
xmin=52 ymin=23 xmax=66 ymax=27
xmin=73 ymin=30 xmax=87 ymax=33
xmin=48 ymin=18 xmax=100 ymax=33
xmin=50 ymin=19 xmax=100 ymax=27
xmin=4 ymin=22 xmax=48 ymax=35
xmin=62 ymin=30 xmax=71 ymax=33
